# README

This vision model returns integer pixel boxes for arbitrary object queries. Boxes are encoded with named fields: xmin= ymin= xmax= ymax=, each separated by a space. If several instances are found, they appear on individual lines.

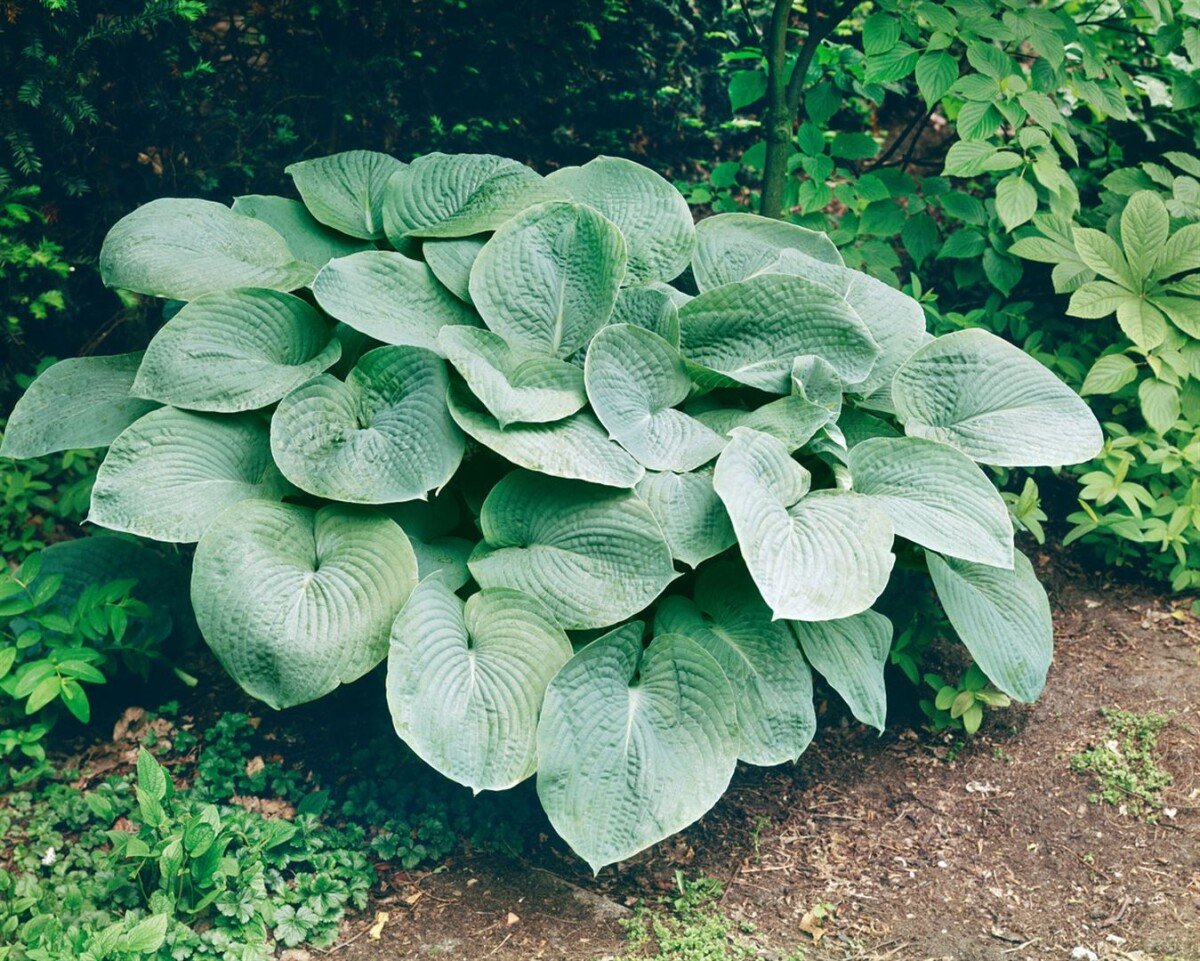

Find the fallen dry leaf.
xmin=368 ymin=911 xmax=389 ymax=940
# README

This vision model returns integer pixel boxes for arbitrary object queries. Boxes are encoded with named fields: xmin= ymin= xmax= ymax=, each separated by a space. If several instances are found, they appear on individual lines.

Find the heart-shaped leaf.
xmin=791 ymin=610 xmax=892 ymax=732
xmin=469 ymin=201 xmax=627 ymax=357
xmin=547 ymin=156 xmax=695 ymax=285
xmin=192 ymin=501 xmax=418 ymax=709
xmin=536 ymin=624 xmax=737 ymax=872
xmin=712 ymin=428 xmax=894 ymax=620
xmin=100 ymin=199 xmax=314 ymax=300
xmin=927 ymin=549 xmax=1052 ymax=702
xmin=447 ymin=381 xmax=643 ymax=488
xmin=0 ymin=353 xmax=158 ymax=459
xmin=849 ymin=436 xmax=1014 ymax=568
xmin=230 ymin=195 xmax=371 ymax=268
xmin=286 ymin=150 xmax=405 ymax=239
xmin=90 ymin=408 xmax=293 ymax=543
xmin=312 ymin=251 xmax=478 ymax=353
xmin=270 ymin=345 xmax=464 ymax=504
xmin=679 ymin=273 xmax=880 ymax=393
xmin=634 ymin=467 xmax=735 ymax=569
xmin=438 ymin=326 xmax=586 ymax=427
xmin=468 ymin=471 xmax=676 ymax=629
xmin=655 ymin=561 xmax=815 ymax=765
xmin=585 ymin=324 xmax=725 ymax=472
xmin=893 ymin=329 xmax=1103 ymax=466
xmin=387 ymin=580 xmax=573 ymax=792
xmin=132 ymin=290 xmax=342 ymax=413
xmin=384 ymin=153 xmax=564 ymax=241
xmin=692 ymin=212 xmax=842 ymax=291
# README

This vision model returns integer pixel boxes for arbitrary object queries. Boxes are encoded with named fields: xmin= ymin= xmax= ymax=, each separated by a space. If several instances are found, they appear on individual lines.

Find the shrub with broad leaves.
xmin=0 ymin=151 xmax=1103 ymax=871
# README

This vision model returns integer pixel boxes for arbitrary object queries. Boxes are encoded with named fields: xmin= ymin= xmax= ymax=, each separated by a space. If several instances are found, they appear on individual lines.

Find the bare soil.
xmin=51 ymin=551 xmax=1200 ymax=961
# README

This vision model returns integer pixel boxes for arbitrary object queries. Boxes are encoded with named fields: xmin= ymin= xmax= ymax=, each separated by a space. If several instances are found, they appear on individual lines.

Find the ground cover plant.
xmin=0 ymin=149 xmax=1103 ymax=872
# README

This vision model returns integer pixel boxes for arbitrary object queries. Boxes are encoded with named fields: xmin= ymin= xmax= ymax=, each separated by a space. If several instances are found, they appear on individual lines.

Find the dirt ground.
xmin=44 ymin=549 xmax=1200 ymax=961
xmin=323 ymin=552 xmax=1200 ymax=961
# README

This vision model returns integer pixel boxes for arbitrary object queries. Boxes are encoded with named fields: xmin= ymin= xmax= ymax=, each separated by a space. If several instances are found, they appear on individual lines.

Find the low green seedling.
xmin=1071 ymin=708 xmax=1173 ymax=821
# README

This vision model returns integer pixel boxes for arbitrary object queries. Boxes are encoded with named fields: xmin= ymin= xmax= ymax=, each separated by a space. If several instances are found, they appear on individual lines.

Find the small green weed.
xmin=616 ymin=872 xmax=759 ymax=961
xmin=1071 ymin=709 xmax=1173 ymax=821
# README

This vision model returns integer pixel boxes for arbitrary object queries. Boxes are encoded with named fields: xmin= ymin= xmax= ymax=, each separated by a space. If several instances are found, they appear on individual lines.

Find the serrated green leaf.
xmin=1080 ymin=354 xmax=1138 ymax=396
xmin=915 ymin=51 xmax=958 ymax=105
xmin=995 ymin=175 xmax=1038 ymax=232
xmin=1139 ymin=378 xmax=1181 ymax=434
xmin=1120 ymin=191 xmax=1170 ymax=281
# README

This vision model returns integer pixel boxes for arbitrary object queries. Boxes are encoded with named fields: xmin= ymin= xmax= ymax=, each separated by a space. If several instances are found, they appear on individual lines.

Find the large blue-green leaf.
xmin=634 ymin=467 xmax=735 ymax=569
xmin=230 ymin=195 xmax=371 ymax=268
xmin=438 ymin=325 xmax=586 ymax=427
xmin=1 ymin=353 xmax=158 ymax=459
xmin=132 ymin=290 xmax=341 ymax=413
xmin=383 ymin=153 xmax=564 ymax=241
xmin=285 ymin=150 xmax=405 ymax=239
xmin=387 ymin=580 xmax=572 ymax=792
xmin=192 ymin=501 xmax=418 ymax=709
xmin=585 ymin=324 xmax=725 ymax=472
xmin=678 ymin=273 xmax=879 ymax=393
xmin=536 ymin=624 xmax=738 ymax=872
xmin=89 ymin=409 xmax=292 ymax=543
xmin=927 ymin=549 xmax=1053 ymax=703
xmin=99 ymin=199 xmax=314 ymax=300
xmin=692 ymin=212 xmax=842 ymax=291
xmin=469 ymin=202 xmax=627 ymax=357
xmin=610 ymin=284 xmax=682 ymax=345
xmin=423 ymin=236 xmax=487 ymax=303
xmin=792 ymin=611 xmax=892 ymax=732
xmin=312 ymin=251 xmax=478 ymax=353
xmin=270 ymin=346 xmax=463 ymax=504
xmin=764 ymin=249 xmax=927 ymax=407
xmin=712 ymin=428 xmax=894 ymax=620
xmin=467 ymin=471 xmax=676 ymax=629
xmin=655 ymin=560 xmax=815 ymax=765
xmin=547 ymin=156 xmax=694 ymax=285
xmin=893 ymin=329 xmax=1103 ymax=466
xmin=447 ymin=380 xmax=643 ymax=488
xmin=849 ymin=436 xmax=1014 ymax=568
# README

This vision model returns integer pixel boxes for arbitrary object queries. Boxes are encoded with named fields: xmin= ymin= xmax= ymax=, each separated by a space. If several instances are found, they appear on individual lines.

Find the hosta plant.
xmin=0 ymin=151 xmax=1102 ymax=871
